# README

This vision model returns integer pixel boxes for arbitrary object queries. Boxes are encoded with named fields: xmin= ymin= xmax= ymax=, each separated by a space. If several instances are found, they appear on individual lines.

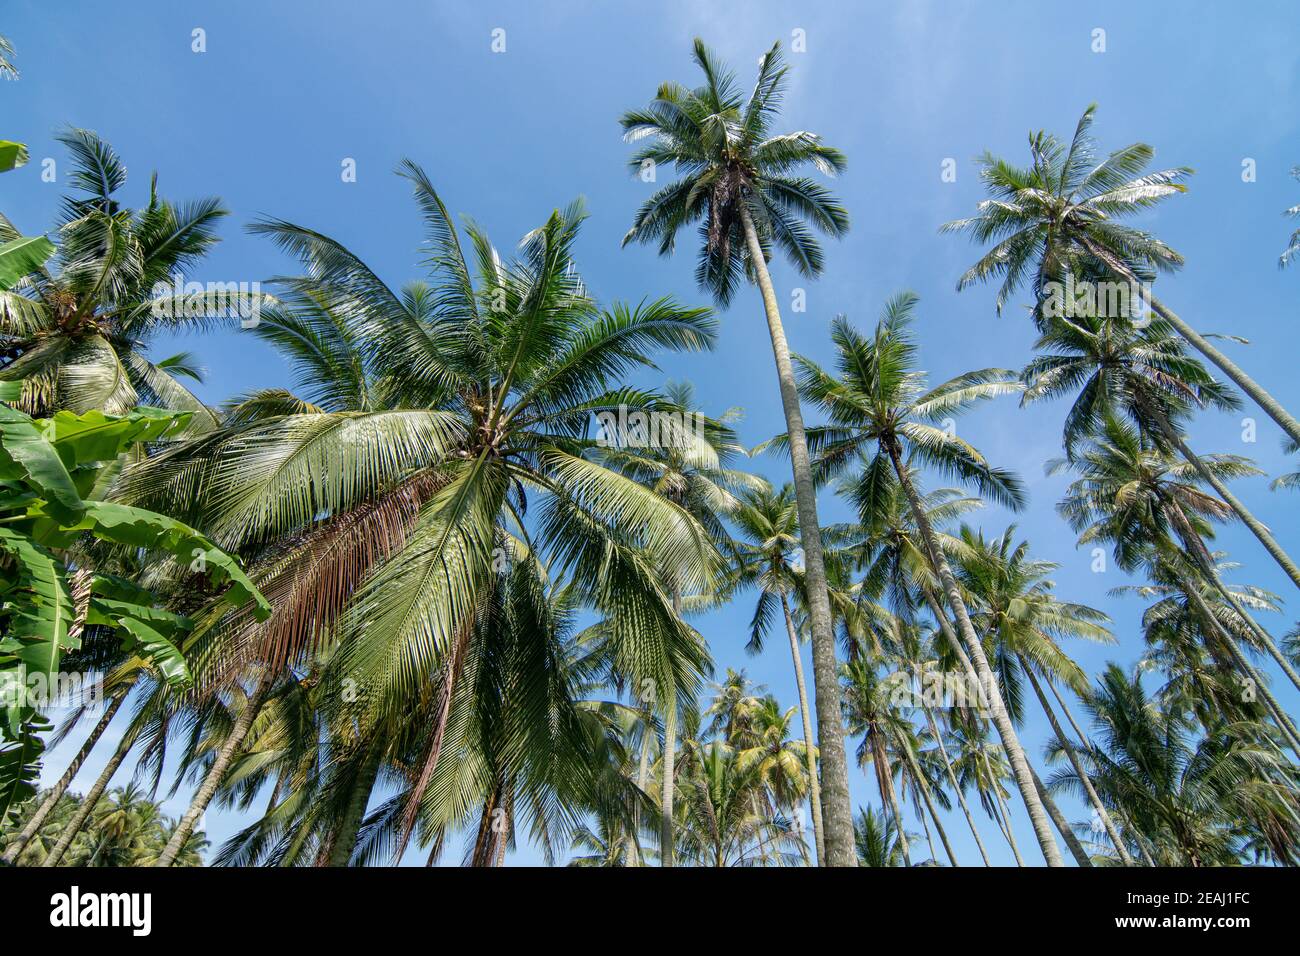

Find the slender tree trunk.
xmin=1147 ymin=403 xmax=1300 ymax=604
xmin=984 ymin=751 xmax=1026 ymax=866
xmin=885 ymin=440 xmax=1064 ymax=865
xmin=922 ymin=704 xmax=992 ymax=865
xmin=1028 ymin=756 xmax=1093 ymax=867
xmin=898 ymin=736 xmax=959 ymax=866
xmin=870 ymin=731 xmax=910 ymax=866
xmin=740 ymin=203 xmax=855 ymax=867
xmin=914 ymin=783 xmax=940 ymax=863
xmin=1082 ymin=235 xmax=1300 ymax=446
xmin=659 ymin=696 xmax=677 ymax=867
xmin=1020 ymin=659 xmax=1133 ymax=865
xmin=2 ymin=693 xmax=125 ymax=865
xmin=1175 ymin=569 xmax=1300 ymax=753
xmin=780 ymin=594 xmax=825 ymax=864
xmin=629 ymin=706 xmax=653 ymax=866
xmin=155 ymin=671 xmax=272 ymax=867
xmin=42 ymin=726 xmax=135 ymax=866
xmin=325 ymin=739 xmax=383 ymax=867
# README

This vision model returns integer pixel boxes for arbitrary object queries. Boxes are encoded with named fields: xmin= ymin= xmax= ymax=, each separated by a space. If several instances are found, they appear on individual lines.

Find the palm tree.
xmin=593 ymin=380 xmax=758 ymax=865
xmin=727 ymin=483 xmax=826 ymax=860
xmin=0 ymin=129 xmax=250 ymax=425
xmin=0 ymin=33 xmax=17 ymax=80
xmin=944 ymin=104 xmax=1300 ymax=446
xmin=1051 ymin=665 xmax=1298 ymax=866
xmin=954 ymin=525 xmax=1132 ymax=863
xmin=126 ymin=167 xmax=721 ymax=866
xmin=1056 ymin=417 xmax=1300 ymax=747
xmin=1023 ymin=307 xmax=1300 ymax=595
xmin=1280 ymin=166 xmax=1300 ymax=268
xmin=852 ymin=805 xmax=914 ymax=867
xmin=788 ymin=292 xmax=1065 ymax=865
xmin=620 ymin=39 xmax=857 ymax=866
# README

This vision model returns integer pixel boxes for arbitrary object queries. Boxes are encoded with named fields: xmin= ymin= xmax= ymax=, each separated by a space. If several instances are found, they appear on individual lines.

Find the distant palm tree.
xmin=620 ymin=39 xmax=857 ymax=866
xmin=853 ymin=805 xmax=913 ymax=867
xmin=945 ymin=104 xmax=1300 ymax=445
xmin=1280 ymin=166 xmax=1300 ymax=268
xmin=788 ymin=292 xmax=1065 ymax=865
xmin=727 ymin=483 xmax=826 ymax=860
xmin=1052 ymin=665 xmax=1298 ymax=866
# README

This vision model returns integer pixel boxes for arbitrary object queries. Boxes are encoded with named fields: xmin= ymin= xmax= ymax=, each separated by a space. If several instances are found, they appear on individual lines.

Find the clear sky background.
xmin=4 ymin=0 xmax=1298 ymax=866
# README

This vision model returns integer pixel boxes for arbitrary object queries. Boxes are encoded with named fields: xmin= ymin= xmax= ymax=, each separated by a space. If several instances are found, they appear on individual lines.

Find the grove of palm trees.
xmin=2 ymin=3 xmax=1297 ymax=914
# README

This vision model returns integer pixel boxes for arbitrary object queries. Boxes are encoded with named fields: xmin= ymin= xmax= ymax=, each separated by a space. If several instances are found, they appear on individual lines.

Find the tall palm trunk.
xmin=922 ymin=703 xmax=991 ymax=865
xmin=780 ymin=593 xmax=825 ymax=864
xmin=1028 ymin=760 xmax=1093 ymax=866
xmin=870 ymin=731 xmax=910 ymax=866
xmin=740 ymin=202 xmax=855 ymax=866
xmin=659 ymin=587 xmax=683 ymax=867
xmin=897 ymin=736 xmax=959 ymax=866
xmin=983 ymin=750 xmax=1025 ymax=866
xmin=155 ymin=671 xmax=272 ymax=867
xmin=2 ymin=693 xmax=125 ymax=865
xmin=325 ymin=739 xmax=384 ymax=867
xmin=629 ymin=705 xmax=653 ymax=866
xmin=1142 ymin=398 xmax=1300 ymax=605
xmin=884 ymin=439 xmax=1064 ymax=865
xmin=659 ymin=696 xmax=677 ymax=867
xmin=1082 ymin=236 xmax=1300 ymax=447
xmin=1172 ymin=566 xmax=1300 ymax=753
xmin=42 ymin=725 xmax=136 ymax=866
xmin=1019 ymin=660 xmax=1133 ymax=864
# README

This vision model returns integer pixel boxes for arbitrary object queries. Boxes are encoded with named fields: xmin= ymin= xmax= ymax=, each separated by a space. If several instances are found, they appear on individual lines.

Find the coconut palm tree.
xmin=125 ymin=167 xmax=721 ymax=866
xmin=593 ymin=380 xmax=758 ymax=865
xmin=726 ymin=483 xmax=826 ymax=860
xmin=787 ymin=292 xmax=1064 ymax=865
xmin=0 ymin=129 xmax=253 ymax=425
xmin=619 ymin=39 xmax=857 ymax=865
xmin=1280 ymin=166 xmax=1300 ymax=268
xmin=1023 ymin=307 xmax=1300 ymax=596
xmin=944 ymin=104 xmax=1300 ymax=446
xmin=1051 ymin=664 xmax=1298 ymax=866
xmin=954 ymin=525 xmax=1132 ymax=863
xmin=1055 ymin=417 xmax=1300 ymax=747
xmin=852 ymin=805 xmax=914 ymax=867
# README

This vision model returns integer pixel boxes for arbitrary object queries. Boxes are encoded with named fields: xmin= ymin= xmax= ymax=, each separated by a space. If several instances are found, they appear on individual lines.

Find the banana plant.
xmin=0 ymin=383 xmax=269 ymax=822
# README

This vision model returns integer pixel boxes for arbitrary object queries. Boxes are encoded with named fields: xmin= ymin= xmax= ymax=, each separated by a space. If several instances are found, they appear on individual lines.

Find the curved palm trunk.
xmin=983 ymin=751 xmax=1025 ymax=866
xmin=155 ymin=671 xmax=272 ymax=867
xmin=898 ymin=737 xmax=959 ymax=866
xmin=2 ymin=693 xmax=125 ymax=865
xmin=1081 ymin=236 xmax=1300 ymax=447
xmin=1020 ymin=659 xmax=1134 ymax=865
xmin=922 ymin=703 xmax=991 ymax=865
xmin=325 ymin=739 xmax=383 ymax=867
xmin=913 ymin=783 xmax=940 ymax=862
xmin=780 ymin=594 xmax=826 ymax=864
xmin=740 ymin=203 xmax=855 ymax=867
xmin=870 ymin=731 xmax=910 ymax=866
xmin=659 ymin=587 xmax=684 ymax=868
xmin=659 ymin=697 xmax=678 ymax=867
xmin=885 ymin=441 xmax=1064 ymax=866
xmin=629 ymin=706 xmax=653 ymax=866
xmin=1146 ymin=403 xmax=1300 ymax=608
xmin=1174 ymin=568 xmax=1300 ymax=753
xmin=1028 ymin=759 xmax=1093 ymax=867
xmin=42 ymin=726 xmax=135 ymax=866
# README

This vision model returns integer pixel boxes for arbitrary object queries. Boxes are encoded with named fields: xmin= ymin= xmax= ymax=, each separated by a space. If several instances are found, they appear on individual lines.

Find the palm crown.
xmin=621 ymin=39 xmax=848 ymax=305
xmin=942 ymin=104 xmax=1190 ymax=311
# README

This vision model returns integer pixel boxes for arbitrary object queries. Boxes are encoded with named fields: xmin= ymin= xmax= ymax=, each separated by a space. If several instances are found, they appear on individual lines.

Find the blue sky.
xmin=5 ymin=0 xmax=1298 ymax=865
